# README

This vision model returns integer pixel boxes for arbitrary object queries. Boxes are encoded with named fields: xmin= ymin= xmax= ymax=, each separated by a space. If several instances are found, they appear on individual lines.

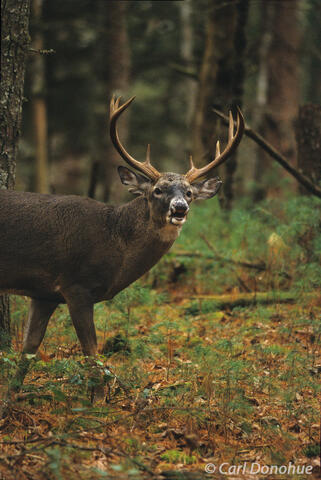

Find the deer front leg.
xmin=66 ymin=295 xmax=105 ymax=402
xmin=66 ymin=299 xmax=97 ymax=356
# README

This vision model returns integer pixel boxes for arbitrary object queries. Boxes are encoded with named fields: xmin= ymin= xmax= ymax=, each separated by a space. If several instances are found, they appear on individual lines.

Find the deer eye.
xmin=154 ymin=187 xmax=162 ymax=196
xmin=186 ymin=190 xmax=192 ymax=198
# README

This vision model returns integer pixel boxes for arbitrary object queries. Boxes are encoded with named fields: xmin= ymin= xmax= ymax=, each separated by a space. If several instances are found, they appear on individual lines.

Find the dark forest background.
xmin=19 ymin=0 xmax=321 ymax=206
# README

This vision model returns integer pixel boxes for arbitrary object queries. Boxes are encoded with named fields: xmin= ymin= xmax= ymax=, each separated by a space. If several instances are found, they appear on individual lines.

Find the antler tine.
xmin=109 ymin=95 xmax=121 ymax=118
xmin=229 ymin=110 xmax=234 ymax=141
xmin=109 ymin=96 xmax=161 ymax=181
xmin=185 ymin=107 xmax=244 ymax=183
xmin=216 ymin=140 xmax=220 ymax=157
xmin=146 ymin=144 xmax=151 ymax=165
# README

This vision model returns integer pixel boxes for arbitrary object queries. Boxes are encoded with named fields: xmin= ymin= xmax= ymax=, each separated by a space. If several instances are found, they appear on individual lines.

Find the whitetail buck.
xmin=0 ymin=97 xmax=244 ymax=362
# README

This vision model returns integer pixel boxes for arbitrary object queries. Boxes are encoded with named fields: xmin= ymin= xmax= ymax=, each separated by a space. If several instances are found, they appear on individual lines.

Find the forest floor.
xmin=0 ymin=288 xmax=320 ymax=480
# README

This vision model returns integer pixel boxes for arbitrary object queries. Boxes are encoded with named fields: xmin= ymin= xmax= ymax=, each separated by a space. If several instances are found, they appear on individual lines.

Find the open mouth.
xmin=168 ymin=210 xmax=187 ymax=226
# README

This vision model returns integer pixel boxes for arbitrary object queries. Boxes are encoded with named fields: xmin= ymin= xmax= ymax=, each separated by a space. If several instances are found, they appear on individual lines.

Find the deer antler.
xmin=185 ymin=107 xmax=244 ymax=183
xmin=110 ymin=96 xmax=161 ymax=181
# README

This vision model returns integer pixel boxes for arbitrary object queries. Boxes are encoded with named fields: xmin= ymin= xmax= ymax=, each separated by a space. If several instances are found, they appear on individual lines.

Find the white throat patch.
xmin=158 ymin=223 xmax=182 ymax=243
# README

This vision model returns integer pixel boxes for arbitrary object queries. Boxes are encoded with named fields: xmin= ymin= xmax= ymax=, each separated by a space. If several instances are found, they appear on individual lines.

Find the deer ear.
xmin=192 ymin=176 xmax=222 ymax=200
xmin=118 ymin=166 xmax=152 ymax=196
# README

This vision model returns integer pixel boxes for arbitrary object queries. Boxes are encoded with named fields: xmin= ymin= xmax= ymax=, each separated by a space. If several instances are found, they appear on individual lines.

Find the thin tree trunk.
xmin=223 ymin=0 xmax=248 ymax=207
xmin=179 ymin=0 xmax=197 ymax=131
xmin=192 ymin=0 xmax=248 ymax=209
xmin=0 ymin=0 xmax=31 ymax=349
xmin=0 ymin=297 xmax=10 ymax=350
xmin=304 ymin=5 xmax=321 ymax=104
xmin=265 ymin=0 xmax=300 ymax=160
xmin=251 ymin=1 xmax=273 ymax=201
xmin=31 ymin=0 xmax=49 ymax=193
xmin=254 ymin=0 xmax=300 ymax=199
xmin=90 ymin=0 xmax=130 ymax=203
xmin=192 ymin=1 xmax=237 ymax=166
xmin=44 ymin=0 xmax=95 ymax=196
xmin=296 ymin=104 xmax=321 ymax=192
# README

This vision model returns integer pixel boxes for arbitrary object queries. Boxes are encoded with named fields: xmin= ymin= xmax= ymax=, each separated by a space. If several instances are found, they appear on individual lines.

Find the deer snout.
xmin=168 ymin=198 xmax=189 ymax=226
xmin=170 ymin=199 xmax=189 ymax=215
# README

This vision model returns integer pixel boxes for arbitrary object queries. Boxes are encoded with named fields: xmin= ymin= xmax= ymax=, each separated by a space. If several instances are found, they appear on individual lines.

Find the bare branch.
xmin=212 ymin=108 xmax=321 ymax=199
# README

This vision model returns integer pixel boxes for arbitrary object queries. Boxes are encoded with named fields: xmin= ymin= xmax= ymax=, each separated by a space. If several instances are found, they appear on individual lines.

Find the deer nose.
xmin=170 ymin=199 xmax=189 ymax=214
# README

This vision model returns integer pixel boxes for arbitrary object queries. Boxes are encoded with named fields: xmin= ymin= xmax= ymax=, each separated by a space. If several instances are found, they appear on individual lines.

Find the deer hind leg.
xmin=6 ymin=299 xmax=58 ymax=398
xmin=23 ymin=298 xmax=58 ymax=354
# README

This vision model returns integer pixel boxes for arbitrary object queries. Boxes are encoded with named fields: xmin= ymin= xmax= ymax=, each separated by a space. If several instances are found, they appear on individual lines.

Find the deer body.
xmin=0 ymin=96 xmax=244 ymax=362
xmin=0 ymin=190 xmax=180 ymax=355
xmin=0 ymin=190 xmax=175 ymax=303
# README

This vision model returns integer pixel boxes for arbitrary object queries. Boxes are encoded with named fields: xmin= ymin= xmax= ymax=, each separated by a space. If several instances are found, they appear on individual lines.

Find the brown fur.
xmin=0 ymin=170 xmax=221 ymax=356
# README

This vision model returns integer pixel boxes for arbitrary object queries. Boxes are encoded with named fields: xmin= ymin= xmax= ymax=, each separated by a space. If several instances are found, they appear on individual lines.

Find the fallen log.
xmin=189 ymin=291 xmax=296 ymax=309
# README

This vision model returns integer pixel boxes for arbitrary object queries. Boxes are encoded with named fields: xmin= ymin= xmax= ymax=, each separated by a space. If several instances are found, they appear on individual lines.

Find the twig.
xmin=169 ymin=250 xmax=215 ymax=260
xmin=200 ymin=233 xmax=266 ymax=271
xmin=212 ymin=108 xmax=321 ymax=199
xmin=0 ymin=436 xmax=155 ymax=476
xmin=120 ymin=451 xmax=156 ymax=476
xmin=14 ymin=392 xmax=53 ymax=402
xmin=0 ymin=436 xmax=50 ymax=445
xmin=169 ymin=62 xmax=198 ymax=80
xmin=200 ymin=233 xmax=291 ymax=280
xmin=0 ymin=440 xmax=56 ymax=462
xmin=28 ymin=48 xmax=55 ymax=55
xmin=0 ymin=438 xmax=112 ymax=460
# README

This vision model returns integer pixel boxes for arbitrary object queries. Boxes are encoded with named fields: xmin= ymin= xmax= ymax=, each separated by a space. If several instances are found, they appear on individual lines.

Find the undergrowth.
xmin=150 ymin=195 xmax=321 ymax=296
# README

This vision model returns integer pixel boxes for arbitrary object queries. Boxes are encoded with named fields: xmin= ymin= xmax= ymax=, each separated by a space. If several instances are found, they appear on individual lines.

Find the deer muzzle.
xmin=168 ymin=198 xmax=189 ymax=226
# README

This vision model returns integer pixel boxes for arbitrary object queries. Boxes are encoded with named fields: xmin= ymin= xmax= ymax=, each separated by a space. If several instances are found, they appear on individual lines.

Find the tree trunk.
xmin=251 ymin=0 xmax=273 ymax=201
xmin=223 ymin=0 xmax=248 ymax=208
xmin=44 ymin=0 xmax=97 ymax=197
xmin=265 ymin=0 xmax=300 ymax=161
xmin=253 ymin=0 xmax=300 ymax=199
xmin=0 ymin=297 xmax=10 ymax=350
xmin=179 ymin=0 xmax=197 ymax=132
xmin=296 ymin=104 xmax=321 ymax=191
xmin=31 ymin=0 xmax=49 ymax=193
xmin=192 ymin=0 xmax=248 ymax=209
xmin=304 ymin=4 xmax=321 ymax=104
xmin=89 ymin=0 xmax=130 ymax=203
xmin=192 ymin=1 xmax=237 ymax=166
xmin=0 ymin=0 xmax=31 ymax=349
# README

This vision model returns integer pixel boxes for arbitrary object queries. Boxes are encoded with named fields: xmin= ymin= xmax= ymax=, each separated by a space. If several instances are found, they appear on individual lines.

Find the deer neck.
xmin=116 ymin=196 xmax=182 ymax=248
xmin=105 ymin=196 xmax=181 ymax=298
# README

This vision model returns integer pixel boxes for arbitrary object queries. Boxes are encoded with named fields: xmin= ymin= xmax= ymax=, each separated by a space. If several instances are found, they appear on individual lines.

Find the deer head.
xmin=110 ymin=96 xmax=244 ymax=228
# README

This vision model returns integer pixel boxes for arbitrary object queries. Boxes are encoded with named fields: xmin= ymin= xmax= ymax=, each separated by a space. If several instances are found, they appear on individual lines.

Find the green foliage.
xmin=0 ymin=328 xmax=11 ymax=351
xmin=148 ymin=195 xmax=321 ymax=296
xmin=161 ymin=449 xmax=197 ymax=465
xmin=303 ymin=443 xmax=320 ymax=458
xmin=46 ymin=447 xmax=64 ymax=480
xmin=102 ymin=333 xmax=131 ymax=357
